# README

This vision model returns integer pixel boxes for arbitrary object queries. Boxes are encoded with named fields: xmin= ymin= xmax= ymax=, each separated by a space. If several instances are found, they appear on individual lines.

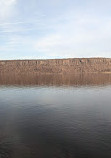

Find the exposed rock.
xmin=0 ymin=58 xmax=111 ymax=73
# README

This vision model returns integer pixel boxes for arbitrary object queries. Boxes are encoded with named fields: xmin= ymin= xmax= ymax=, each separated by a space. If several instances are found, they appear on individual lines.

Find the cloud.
xmin=0 ymin=0 xmax=16 ymax=21
xmin=0 ymin=0 xmax=111 ymax=59
xmin=35 ymin=34 xmax=62 ymax=52
xmin=34 ymin=12 xmax=111 ymax=58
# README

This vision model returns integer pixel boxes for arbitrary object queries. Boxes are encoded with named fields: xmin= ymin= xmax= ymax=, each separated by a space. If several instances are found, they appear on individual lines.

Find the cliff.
xmin=0 ymin=58 xmax=111 ymax=73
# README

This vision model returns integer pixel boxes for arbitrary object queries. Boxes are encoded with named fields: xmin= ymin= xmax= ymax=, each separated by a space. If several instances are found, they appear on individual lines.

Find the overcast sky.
xmin=0 ymin=0 xmax=111 ymax=59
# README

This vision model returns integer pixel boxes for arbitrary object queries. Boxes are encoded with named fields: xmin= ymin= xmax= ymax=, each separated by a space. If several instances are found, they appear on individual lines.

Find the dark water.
xmin=0 ymin=73 xmax=111 ymax=158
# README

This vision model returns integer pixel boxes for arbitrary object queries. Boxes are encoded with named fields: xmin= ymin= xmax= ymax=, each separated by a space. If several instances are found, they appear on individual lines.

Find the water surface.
xmin=0 ymin=73 xmax=111 ymax=158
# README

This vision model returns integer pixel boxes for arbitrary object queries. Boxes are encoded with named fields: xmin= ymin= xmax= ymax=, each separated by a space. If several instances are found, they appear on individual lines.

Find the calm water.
xmin=0 ymin=73 xmax=111 ymax=158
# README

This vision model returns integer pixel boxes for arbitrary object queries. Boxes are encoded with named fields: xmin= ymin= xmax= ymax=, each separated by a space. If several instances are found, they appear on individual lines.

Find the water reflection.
xmin=0 ymin=72 xmax=111 ymax=86
xmin=0 ymin=73 xmax=111 ymax=158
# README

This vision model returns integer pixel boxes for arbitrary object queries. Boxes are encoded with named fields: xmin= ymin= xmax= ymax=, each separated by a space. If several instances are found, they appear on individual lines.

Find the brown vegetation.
xmin=0 ymin=58 xmax=111 ymax=73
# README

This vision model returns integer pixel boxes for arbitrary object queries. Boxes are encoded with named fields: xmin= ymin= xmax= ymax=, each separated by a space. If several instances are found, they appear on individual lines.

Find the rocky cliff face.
xmin=0 ymin=58 xmax=111 ymax=73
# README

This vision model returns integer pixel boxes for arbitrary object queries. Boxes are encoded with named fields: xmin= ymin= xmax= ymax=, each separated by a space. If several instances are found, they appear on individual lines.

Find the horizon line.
xmin=0 ymin=57 xmax=111 ymax=61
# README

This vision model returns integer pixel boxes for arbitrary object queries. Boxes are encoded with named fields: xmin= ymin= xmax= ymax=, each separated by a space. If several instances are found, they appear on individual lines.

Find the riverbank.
xmin=0 ymin=58 xmax=111 ymax=73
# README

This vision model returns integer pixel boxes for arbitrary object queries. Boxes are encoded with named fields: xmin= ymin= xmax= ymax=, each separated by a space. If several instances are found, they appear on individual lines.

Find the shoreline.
xmin=0 ymin=58 xmax=111 ymax=73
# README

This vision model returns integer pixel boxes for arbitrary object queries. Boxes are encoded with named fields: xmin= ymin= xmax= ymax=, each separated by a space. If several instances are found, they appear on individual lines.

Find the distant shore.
xmin=0 ymin=58 xmax=111 ymax=73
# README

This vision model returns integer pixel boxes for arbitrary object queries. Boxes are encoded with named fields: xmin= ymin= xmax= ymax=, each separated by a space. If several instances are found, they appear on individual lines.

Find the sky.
xmin=0 ymin=0 xmax=111 ymax=60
